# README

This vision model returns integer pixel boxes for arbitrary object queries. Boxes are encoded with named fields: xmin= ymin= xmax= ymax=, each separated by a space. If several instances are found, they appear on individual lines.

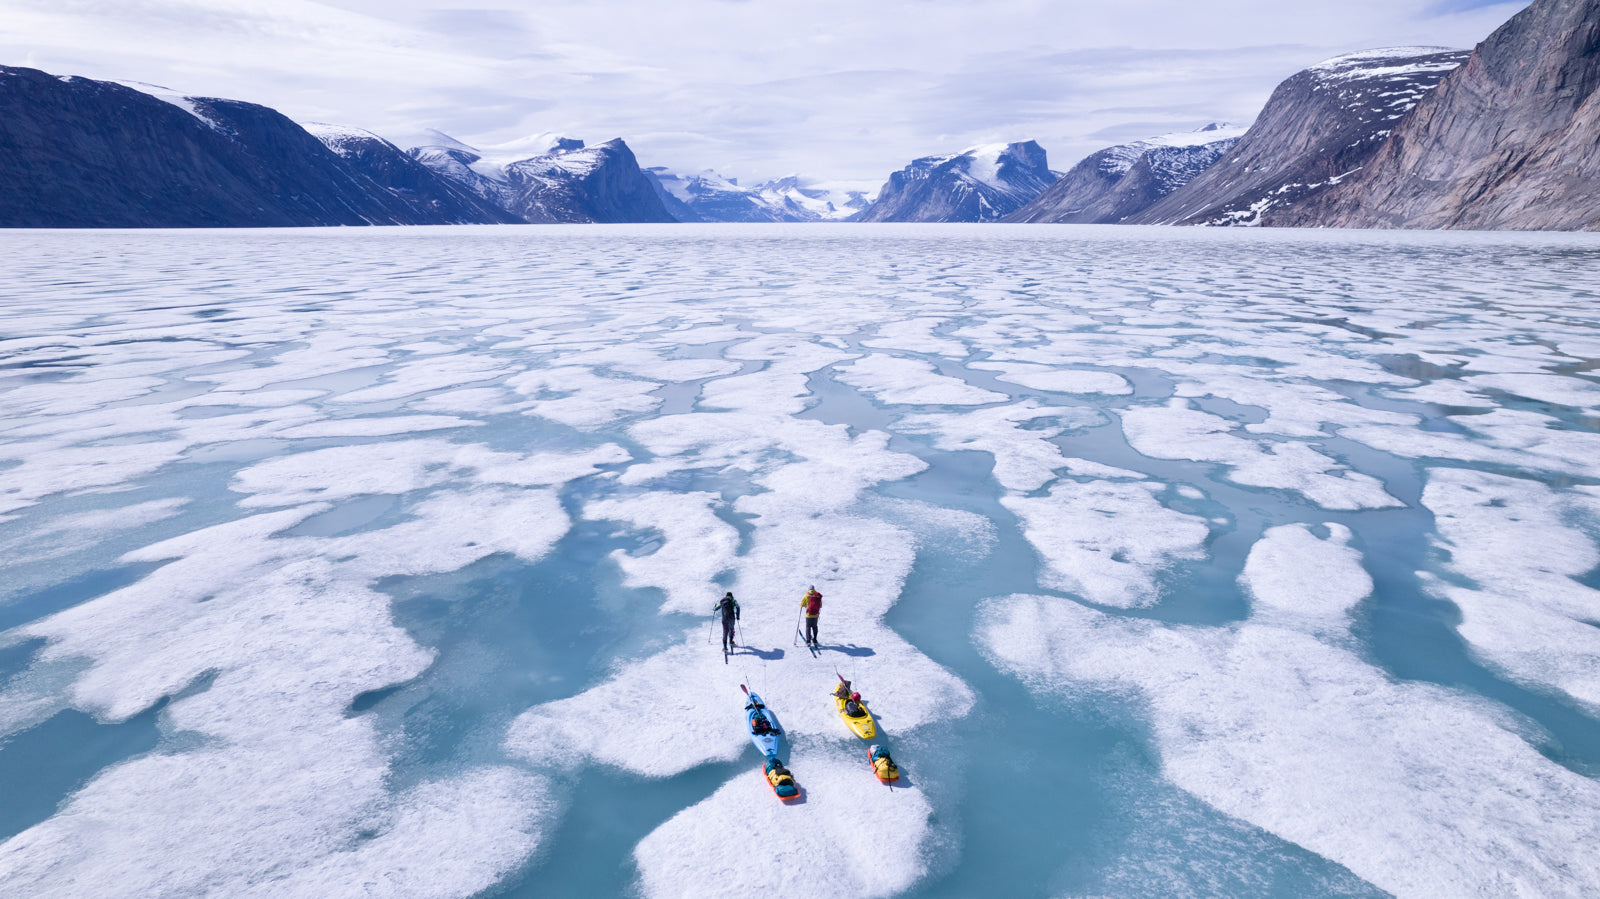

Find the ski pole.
xmin=792 ymin=608 xmax=804 ymax=646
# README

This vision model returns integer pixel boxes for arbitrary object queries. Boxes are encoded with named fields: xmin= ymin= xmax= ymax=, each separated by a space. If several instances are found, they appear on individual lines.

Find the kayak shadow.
xmin=881 ymin=769 xmax=914 ymax=790
xmin=820 ymin=643 xmax=874 ymax=657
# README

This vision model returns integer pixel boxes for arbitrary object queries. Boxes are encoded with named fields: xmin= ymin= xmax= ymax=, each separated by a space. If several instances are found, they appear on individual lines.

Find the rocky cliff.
xmin=1005 ymin=124 xmax=1244 ymax=223
xmin=0 ymin=66 xmax=497 ymax=228
xmin=410 ymin=135 xmax=674 ymax=224
xmin=855 ymin=141 xmax=1058 ymax=223
xmin=1124 ymin=48 xmax=1469 ymax=226
xmin=1270 ymin=0 xmax=1600 ymax=230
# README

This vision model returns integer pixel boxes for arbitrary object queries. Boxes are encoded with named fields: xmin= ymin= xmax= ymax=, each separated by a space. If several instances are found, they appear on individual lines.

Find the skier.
xmin=800 ymin=585 xmax=822 ymax=646
xmin=715 ymin=591 xmax=740 ymax=651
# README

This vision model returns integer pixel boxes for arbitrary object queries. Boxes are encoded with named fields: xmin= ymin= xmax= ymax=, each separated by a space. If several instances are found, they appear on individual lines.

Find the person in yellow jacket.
xmin=800 ymin=586 xmax=822 ymax=645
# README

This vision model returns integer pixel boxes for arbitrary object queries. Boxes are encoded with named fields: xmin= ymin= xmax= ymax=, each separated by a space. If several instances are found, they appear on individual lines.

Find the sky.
xmin=1 ymin=0 xmax=1531 ymax=191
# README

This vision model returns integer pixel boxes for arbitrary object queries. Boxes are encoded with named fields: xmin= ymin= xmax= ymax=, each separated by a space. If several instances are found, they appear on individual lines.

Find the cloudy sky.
xmin=2 ymin=0 xmax=1529 ymax=189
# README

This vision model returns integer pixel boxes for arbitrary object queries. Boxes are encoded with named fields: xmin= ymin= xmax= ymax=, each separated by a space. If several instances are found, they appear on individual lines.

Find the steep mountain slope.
xmin=1271 ymin=0 xmax=1600 ymax=230
xmin=304 ymin=123 xmax=522 ymax=225
xmin=855 ymin=141 xmax=1058 ymax=223
xmin=1124 ymin=48 xmax=1469 ymax=226
xmin=409 ymin=135 xmax=674 ymax=224
xmin=0 ymin=66 xmax=483 ymax=227
xmin=1006 ymin=124 xmax=1245 ymax=223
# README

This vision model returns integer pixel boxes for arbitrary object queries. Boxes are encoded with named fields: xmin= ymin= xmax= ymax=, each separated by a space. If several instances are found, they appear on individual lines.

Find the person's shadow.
xmin=733 ymin=645 xmax=785 ymax=660
xmin=819 ymin=642 xmax=874 ymax=657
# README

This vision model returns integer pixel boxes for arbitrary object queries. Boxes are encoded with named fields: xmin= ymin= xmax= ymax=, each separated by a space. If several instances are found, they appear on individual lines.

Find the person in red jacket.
xmin=800 ymin=586 xmax=822 ymax=645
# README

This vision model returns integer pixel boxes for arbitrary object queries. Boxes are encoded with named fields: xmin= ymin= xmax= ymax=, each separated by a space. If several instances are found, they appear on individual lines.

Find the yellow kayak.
xmin=833 ymin=693 xmax=876 ymax=739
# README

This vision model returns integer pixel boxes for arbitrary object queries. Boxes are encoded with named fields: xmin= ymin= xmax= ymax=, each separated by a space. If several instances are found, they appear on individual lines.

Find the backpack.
xmin=805 ymin=592 xmax=822 ymax=615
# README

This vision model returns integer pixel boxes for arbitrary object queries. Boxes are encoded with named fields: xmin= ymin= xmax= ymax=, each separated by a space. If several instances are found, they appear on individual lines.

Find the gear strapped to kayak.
xmin=868 ymin=744 xmax=901 ymax=784
xmin=764 ymin=758 xmax=801 ymax=801
xmin=833 ymin=673 xmax=876 ymax=739
xmin=740 ymin=685 xmax=785 ymax=760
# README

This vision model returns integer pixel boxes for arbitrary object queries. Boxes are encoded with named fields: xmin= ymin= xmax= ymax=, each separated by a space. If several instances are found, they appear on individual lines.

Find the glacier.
xmin=1 ymin=223 xmax=1599 ymax=898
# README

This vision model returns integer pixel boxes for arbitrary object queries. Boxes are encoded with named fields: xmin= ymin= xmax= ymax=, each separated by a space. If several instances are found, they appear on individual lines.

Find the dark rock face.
xmin=307 ymin=124 xmax=522 ymax=224
xmin=503 ymin=139 xmax=675 ymax=223
xmin=1271 ymin=0 xmax=1600 ymax=231
xmin=855 ymin=141 xmax=1058 ymax=223
xmin=1006 ymin=125 xmax=1242 ymax=223
xmin=1124 ymin=48 xmax=1469 ymax=226
xmin=0 ymin=66 xmax=498 ymax=227
xmin=410 ymin=137 xmax=675 ymax=224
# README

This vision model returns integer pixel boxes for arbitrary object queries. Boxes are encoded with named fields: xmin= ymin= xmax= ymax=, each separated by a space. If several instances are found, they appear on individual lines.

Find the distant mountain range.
xmin=648 ymin=169 xmax=867 ymax=222
xmin=3 ymin=0 xmax=1596 ymax=230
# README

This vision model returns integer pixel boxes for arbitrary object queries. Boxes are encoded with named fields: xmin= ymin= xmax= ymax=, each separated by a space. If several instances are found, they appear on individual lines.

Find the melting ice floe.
xmin=0 ymin=440 xmax=609 ymax=894
xmin=979 ymin=524 xmax=1600 ymax=897
xmin=1122 ymin=399 xmax=1402 ymax=510
xmin=1422 ymin=468 xmax=1600 ymax=713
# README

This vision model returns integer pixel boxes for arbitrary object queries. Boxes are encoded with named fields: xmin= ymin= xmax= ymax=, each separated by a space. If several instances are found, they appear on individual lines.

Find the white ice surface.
xmin=1122 ymin=399 xmax=1401 ymax=510
xmin=1421 ymin=468 xmax=1600 ymax=712
xmin=1002 ymin=480 xmax=1210 ymax=608
xmin=1463 ymin=372 xmax=1600 ymax=409
xmin=980 ymin=524 xmax=1600 ymax=898
xmin=858 ymin=317 xmax=970 ymax=357
xmin=834 ymin=355 xmax=1006 ymax=406
xmin=506 ymin=367 xmax=662 ymax=429
xmin=0 ymin=435 xmax=611 ymax=894
xmin=0 ymin=497 xmax=187 ymax=568
xmin=899 ymin=401 xmax=1101 ymax=492
xmin=970 ymin=361 xmax=1133 ymax=396
xmin=634 ymin=744 xmax=935 ymax=899
xmin=586 ymin=491 xmax=740 ymax=616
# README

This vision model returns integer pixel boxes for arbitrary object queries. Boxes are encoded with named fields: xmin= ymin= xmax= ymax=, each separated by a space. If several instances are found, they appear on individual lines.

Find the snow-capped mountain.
xmin=647 ymin=169 xmax=867 ymax=222
xmin=302 ymin=123 xmax=522 ymax=225
xmin=1122 ymin=48 xmax=1469 ymax=226
xmin=1272 ymin=0 xmax=1600 ymax=231
xmin=855 ymin=141 xmax=1059 ymax=223
xmin=409 ymin=134 xmax=673 ymax=224
xmin=0 ymin=66 xmax=504 ymax=227
xmin=1006 ymin=123 xmax=1246 ymax=223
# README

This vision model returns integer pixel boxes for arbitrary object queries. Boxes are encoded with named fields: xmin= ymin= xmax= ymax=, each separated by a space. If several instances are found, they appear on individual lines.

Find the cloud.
xmin=0 ymin=0 xmax=1533 ymax=184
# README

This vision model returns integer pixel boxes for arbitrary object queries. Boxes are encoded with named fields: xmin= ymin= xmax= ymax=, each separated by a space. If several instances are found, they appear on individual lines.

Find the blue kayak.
xmin=743 ymin=689 xmax=785 ymax=759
